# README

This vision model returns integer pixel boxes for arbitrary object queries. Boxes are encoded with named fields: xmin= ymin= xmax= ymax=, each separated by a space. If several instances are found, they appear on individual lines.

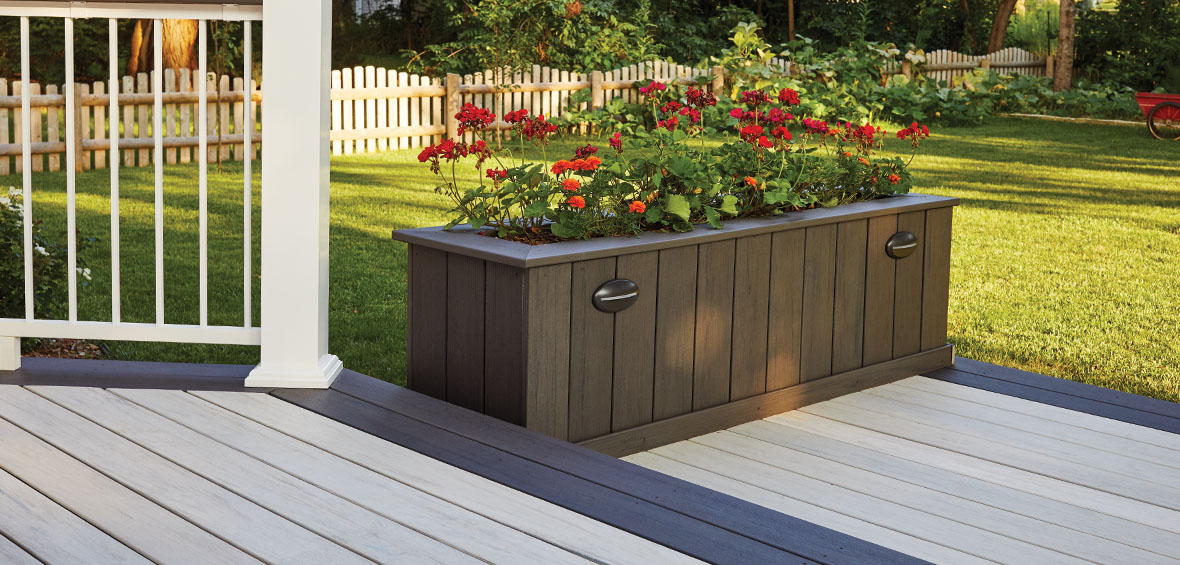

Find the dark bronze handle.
xmin=593 ymin=279 xmax=639 ymax=313
xmin=886 ymin=231 xmax=919 ymax=259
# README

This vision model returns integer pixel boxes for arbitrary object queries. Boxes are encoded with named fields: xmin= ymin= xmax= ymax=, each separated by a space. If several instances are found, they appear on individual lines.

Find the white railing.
xmin=0 ymin=0 xmax=340 ymax=388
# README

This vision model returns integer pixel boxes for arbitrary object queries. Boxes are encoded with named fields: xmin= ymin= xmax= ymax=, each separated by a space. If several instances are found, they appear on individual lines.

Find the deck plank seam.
xmin=17 ymin=385 xmax=370 ymax=563
xmin=166 ymin=389 xmax=583 ymax=562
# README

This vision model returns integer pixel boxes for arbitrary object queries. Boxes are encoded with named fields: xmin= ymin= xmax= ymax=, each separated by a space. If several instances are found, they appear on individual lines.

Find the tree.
xmin=986 ymin=0 xmax=1019 ymax=54
xmin=125 ymin=19 xmax=200 ymax=75
xmin=1053 ymin=0 xmax=1075 ymax=91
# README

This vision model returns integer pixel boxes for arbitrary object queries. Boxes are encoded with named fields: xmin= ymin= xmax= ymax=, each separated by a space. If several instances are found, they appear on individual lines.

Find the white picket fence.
xmin=0 ymin=47 xmax=1048 ymax=171
xmin=0 ymin=71 xmax=259 ymax=175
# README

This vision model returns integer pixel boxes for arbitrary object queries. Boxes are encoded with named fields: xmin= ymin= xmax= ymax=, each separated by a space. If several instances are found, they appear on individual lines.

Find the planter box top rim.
xmin=393 ymin=193 xmax=958 ymax=268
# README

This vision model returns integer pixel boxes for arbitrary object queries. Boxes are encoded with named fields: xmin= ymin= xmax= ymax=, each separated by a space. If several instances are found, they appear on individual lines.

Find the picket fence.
xmin=0 ymin=70 xmax=259 ymax=175
xmin=0 ymin=47 xmax=1047 ymax=171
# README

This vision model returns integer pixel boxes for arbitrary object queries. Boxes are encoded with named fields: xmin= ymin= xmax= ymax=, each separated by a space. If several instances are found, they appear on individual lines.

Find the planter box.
xmin=392 ymin=193 xmax=957 ymax=455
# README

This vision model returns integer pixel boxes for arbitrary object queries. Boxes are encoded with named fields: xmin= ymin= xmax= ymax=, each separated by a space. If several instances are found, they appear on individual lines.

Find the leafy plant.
xmin=0 ymin=187 xmax=94 ymax=329
xmin=417 ymin=82 xmax=930 ymax=242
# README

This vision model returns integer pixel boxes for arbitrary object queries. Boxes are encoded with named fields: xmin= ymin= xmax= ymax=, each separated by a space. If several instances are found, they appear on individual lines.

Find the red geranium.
xmin=609 ymin=132 xmax=623 ymax=154
xmin=771 ymin=126 xmax=792 ymax=140
xmin=638 ymin=80 xmax=667 ymax=96
xmin=686 ymin=87 xmax=717 ymax=108
xmin=575 ymin=144 xmax=598 ymax=159
xmin=562 ymin=178 xmax=581 ymax=192
xmin=504 ymin=108 xmax=529 ymax=124
xmin=658 ymin=116 xmax=679 ymax=132
xmin=629 ymin=200 xmax=646 ymax=214
xmin=740 ymin=90 xmax=771 ymax=107
xmin=567 ymin=195 xmax=586 ymax=209
xmin=777 ymin=88 xmax=800 ymax=106
xmin=455 ymin=103 xmax=495 ymax=135
xmin=486 ymin=168 xmax=507 ymax=180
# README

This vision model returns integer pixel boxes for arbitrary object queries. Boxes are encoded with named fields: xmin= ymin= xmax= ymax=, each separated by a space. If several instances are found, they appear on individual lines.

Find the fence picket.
xmin=375 ymin=68 xmax=388 ymax=152
xmin=364 ymin=66 xmax=376 ymax=153
xmin=137 ymin=73 xmax=150 ymax=166
xmin=0 ymin=79 xmax=8 ymax=175
xmin=46 ymin=85 xmax=61 ymax=172
xmin=218 ymin=74 xmax=230 ymax=161
xmin=31 ymin=82 xmax=43 ymax=172
xmin=94 ymin=81 xmax=107 ymax=170
xmin=166 ymin=69 xmax=177 ymax=164
xmin=79 ymin=83 xmax=91 ymax=171
xmin=232 ymin=76 xmax=244 ymax=159
xmin=178 ymin=69 xmax=191 ymax=163
xmin=396 ymin=71 xmax=408 ymax=150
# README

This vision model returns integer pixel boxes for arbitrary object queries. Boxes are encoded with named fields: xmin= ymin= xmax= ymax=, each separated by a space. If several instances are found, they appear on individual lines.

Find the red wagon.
xmin=1136 ymin=92 xmax=1180 ymax=140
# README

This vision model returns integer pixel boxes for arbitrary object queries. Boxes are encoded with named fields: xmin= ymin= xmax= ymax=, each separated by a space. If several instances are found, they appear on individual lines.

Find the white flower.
xmin=77 ymin=267 xmax=92 ymax=281
xmin=0 ymin=196 xmax=10 ymax=207
xmin=34 ymin=245 xmax=47 ymax=256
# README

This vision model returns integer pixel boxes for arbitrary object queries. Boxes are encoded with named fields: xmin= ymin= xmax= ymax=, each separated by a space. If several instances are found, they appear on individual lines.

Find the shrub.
xmin=419 ymin=84 xmax=930 ymax=242
xmin=0 ymin=187 xmax=92 ymax=322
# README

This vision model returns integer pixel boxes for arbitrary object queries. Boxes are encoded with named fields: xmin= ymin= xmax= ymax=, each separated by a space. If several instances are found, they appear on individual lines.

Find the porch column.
xmin=0 ymin=337 xmax=18 ymax=371
xmin=246 ymin=0 xmax=342 ymax=387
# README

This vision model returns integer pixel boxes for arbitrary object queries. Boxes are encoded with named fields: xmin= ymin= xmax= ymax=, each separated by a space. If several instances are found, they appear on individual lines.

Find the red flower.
xmin=757 ymin=136 xmax=773 ymax=148
xmin=609 ymin=131 xmax=623 ymax=153
xmin=575 ymin=144 xmax=598 ymax=159
xmin=678 ymin=106 xmax=702 ymax=124
xmin=582 ymin=156 xmax=602 ymax=169
xmin=567 ymin=195 xmax=586 ymax=209
xmin=661 ymin=101 xmax=683 ymax=113
xmin=686 ymin=87 xmax=717 ymax=108
xmin=455 ymin=103 xmax=495 ymax=135
xmin=777 ymin=88 xmax=800 ymax=106
xmin=744 ymin=176 xmax=758 ymax=187
xmin=562 ymin=178 xmax=581 ymax=191
xmin=740 ymin=90 xmax=771 ymax=107
xmin=638 ymin=80 xmax=667 ymax=96
xmin=519 ymin=114 xmax=558 ymax=143
xmin=888 ymin=174 xmax=901 ymax=184
xmin=486 ymin=168 xmax=507 ymax=180
xmin=551 ymin=159 xmax=573 ymax=175
xmin=767 ymin=107 xmax=793 ymax=123
xmin=739 ymin=124 xmax=764 ymax=144
xmin=629 ymin=200 xmax=646 ymax=214
xmin=729 ymin=108 xmax=745 ymax=119
xmin=504 ymin=109 xmax=529 ymax=124
xmin=658 ymin=116 xmax=679 ymax=132
xmin=771 ymin=126 xmax=792 ymax=140
xmin=802 ymin=118 xmax=829 ymax=134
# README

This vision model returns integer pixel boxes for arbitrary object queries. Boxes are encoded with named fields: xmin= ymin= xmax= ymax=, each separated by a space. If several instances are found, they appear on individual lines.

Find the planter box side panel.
xmin=406 ymin=244 xmax=528 ymax=425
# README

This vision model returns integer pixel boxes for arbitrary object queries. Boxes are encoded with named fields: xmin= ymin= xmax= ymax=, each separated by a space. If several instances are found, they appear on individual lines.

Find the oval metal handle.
xmin=593 ymin=279 xmax=639 ymax=313
xmin=886 ymin=231 xmax=919 ymax=259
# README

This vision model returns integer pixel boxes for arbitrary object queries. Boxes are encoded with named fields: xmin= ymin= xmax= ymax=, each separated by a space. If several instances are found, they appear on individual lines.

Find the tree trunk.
xmin=788 ymin=0 xmax=795 ymax=41
xmin=959 ymin=0 xmax=978 ymax=53
xmin=987 ymin=0 xmax=1019 ymax=54
xmin=162 ymin=20 xmax=199 ymax=71
xmin=125 ymin=19 xmax=152 ymax=75
xmin=1053 ymin=0 xmax=1075 ymax=91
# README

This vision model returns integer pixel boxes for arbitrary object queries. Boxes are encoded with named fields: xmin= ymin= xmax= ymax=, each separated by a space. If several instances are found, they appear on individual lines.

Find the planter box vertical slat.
xmin=766 ymin=229 xmax=806 ymax=390
xmin=864 ymin=215 xmax=899 ymax=365
xmin=394 ymin=193 xmax=959 ymax=455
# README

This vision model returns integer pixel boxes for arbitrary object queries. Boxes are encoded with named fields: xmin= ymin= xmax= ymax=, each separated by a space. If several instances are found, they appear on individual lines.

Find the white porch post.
xmin=0 ymin=337 xmax=18 ymax=371
xmin=246 ymin=0 xmax=342 ymax=388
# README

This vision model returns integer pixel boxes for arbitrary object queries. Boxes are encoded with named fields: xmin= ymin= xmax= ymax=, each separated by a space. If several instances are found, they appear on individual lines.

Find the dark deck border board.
xmin=949 ymin=357 xmax=1180 ymax=421
xmin=393 ymin=194 xmax=959 ymax=268
xmin=313 ymin=370 xmax=925 ymax=565
xmin=924 ymin=365 xmax=1180 ymax=435
xmin=0 ymin=358 xmax=261 ymax=392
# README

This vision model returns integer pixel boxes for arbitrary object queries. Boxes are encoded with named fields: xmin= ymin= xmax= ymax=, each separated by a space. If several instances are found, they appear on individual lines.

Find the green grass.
xmin=7 ymin=117 xmax=1180 ymax=402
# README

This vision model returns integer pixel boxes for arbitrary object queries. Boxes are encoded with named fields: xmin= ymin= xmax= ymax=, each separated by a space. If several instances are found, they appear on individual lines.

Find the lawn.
xmin=6 ymin=116 xmax=1179 ymax=402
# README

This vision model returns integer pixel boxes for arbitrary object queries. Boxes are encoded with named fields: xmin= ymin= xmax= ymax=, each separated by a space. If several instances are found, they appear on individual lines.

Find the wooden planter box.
xmin=393 ymin=193 xmax=957 ymax=455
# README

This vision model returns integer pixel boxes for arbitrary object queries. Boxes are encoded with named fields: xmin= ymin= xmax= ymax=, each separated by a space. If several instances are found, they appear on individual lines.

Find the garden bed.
xmin=393 ymin=192 xmax=957 ymax=453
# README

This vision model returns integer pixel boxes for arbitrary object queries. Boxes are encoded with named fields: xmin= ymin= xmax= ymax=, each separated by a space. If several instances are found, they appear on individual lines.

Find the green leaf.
xmin=719 ymin=195 xmax=739 ymax=215
xmin=644 ymin=205 xmax=664 ymax=223
xmin=665 ymin=194 xmax=691 ymax=221
xmin=704 ymin=206 xmax=722 ymax=229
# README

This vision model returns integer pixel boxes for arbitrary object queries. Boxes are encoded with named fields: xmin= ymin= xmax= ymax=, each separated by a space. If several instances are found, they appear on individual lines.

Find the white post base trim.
xmin=0 ymin=337 xmax=20 ymax=371
xmin=245 ymin=354 xmax=342 ymax=389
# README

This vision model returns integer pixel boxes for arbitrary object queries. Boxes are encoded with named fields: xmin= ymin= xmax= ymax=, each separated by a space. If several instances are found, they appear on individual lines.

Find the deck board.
xmin=730 ymin=418 xmax=1180 ymax=556
xmin=112 ymin=388 xmax=589 ymax=564
xmin=192 ymin=389 xmax=697 ymax=564
xmin=812 ymin=393 xmax=1180 ymax=509
xmin=0 ymin=466 xmax=149 ymax=564
xmin=0 ymin=386 xmax=367 ymax=564
xmin=0 ymin=533 xmax=39 ymax=565
xmin=0 ymin=414 xmax=259 ymax=564
xmin=628 ymin=375 xmax=1180 ymax=563
xmin=32 ymin=386 xmax=482 ymax=564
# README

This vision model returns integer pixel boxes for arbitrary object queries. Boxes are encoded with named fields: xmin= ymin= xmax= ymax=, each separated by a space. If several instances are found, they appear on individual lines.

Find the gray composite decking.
xmin=0 ymin=358 xmax=919 ymax=564
xmin=625 ymin=371 xmax=1180 ymax=564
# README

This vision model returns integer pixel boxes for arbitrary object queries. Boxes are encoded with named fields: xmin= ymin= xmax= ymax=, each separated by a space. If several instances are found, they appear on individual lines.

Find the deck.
xmin=0 ymin=358 xmax=915 ymax=564
xmin=2 ymin=358 xmax=1178 ymax=564
xmin=625 ymin=361 xmax=1180 ymax=564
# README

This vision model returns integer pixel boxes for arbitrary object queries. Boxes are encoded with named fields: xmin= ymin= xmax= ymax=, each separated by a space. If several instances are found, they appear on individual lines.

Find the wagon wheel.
xmin=1147 ymin=102 xmax=1180 ymax=140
